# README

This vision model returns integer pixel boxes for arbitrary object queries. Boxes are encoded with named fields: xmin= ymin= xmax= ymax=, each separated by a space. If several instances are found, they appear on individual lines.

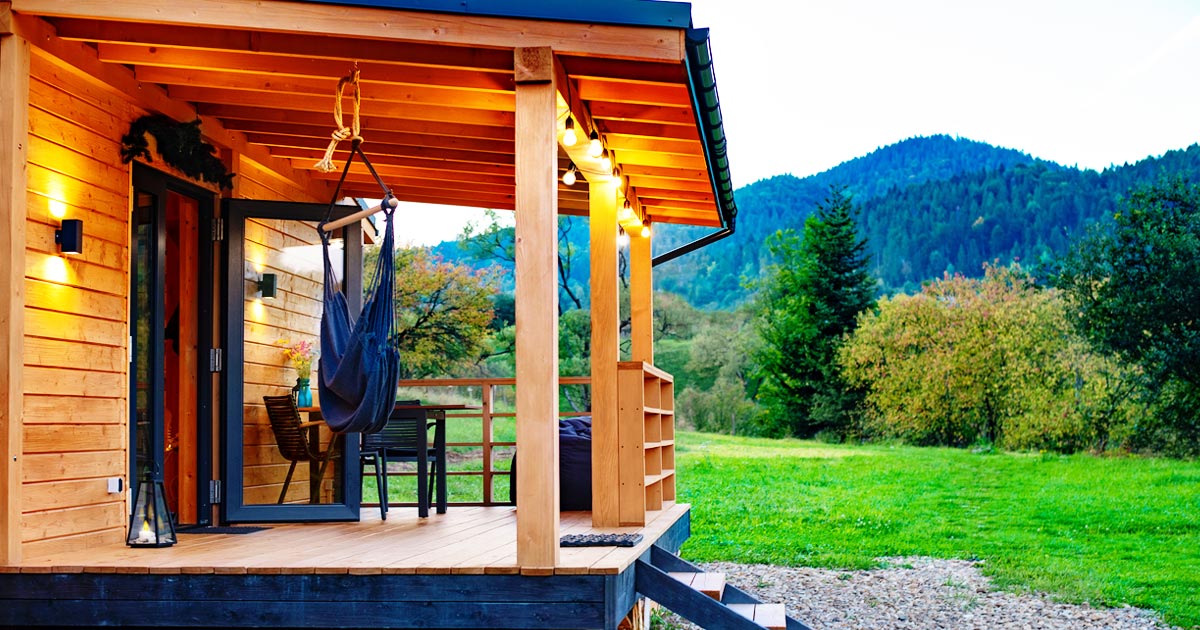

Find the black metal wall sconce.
xmin=258 ymin=273 xmax=277 ymax=299
xmin=55 ymin=219 xmax=83 ymax=255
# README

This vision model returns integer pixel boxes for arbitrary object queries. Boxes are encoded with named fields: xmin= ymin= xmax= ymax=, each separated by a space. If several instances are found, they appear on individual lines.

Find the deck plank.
xmin=5 ymin=505 xmax=690 ymax=576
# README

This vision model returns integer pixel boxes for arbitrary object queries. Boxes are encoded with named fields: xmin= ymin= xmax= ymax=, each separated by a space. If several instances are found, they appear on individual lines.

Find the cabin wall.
xmin=17 ymin=39 xmax=330 ymax=555
xmin=20 ymin=50 xmax=137 ymax=558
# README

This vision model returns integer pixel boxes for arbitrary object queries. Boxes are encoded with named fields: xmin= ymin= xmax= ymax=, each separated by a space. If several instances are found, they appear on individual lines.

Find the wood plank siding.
xmin=18 ymin=44 xmax=330 ymax=559
xmin=21 ymin=49 xmax=136 ymax=559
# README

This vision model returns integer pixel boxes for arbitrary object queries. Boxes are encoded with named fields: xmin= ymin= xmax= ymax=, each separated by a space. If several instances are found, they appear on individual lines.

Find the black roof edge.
xmin=652 ymin=27 xmax=737 ymax=267
xmin=289 ymin=0 xmax=692 ymax=28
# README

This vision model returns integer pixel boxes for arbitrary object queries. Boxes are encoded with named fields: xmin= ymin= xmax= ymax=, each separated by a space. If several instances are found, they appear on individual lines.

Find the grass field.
xmin=675 ymin=432 xmax=1200 ymax=628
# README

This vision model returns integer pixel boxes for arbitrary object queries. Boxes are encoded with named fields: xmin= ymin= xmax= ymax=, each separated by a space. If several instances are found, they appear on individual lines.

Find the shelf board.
xmin=644 ymin=470 xmax=675 ymax=486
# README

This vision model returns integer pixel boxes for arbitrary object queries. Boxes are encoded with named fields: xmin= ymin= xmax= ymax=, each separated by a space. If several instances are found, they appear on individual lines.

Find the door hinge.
xmin=209 ymin=348 xmax=223 ymax=373
xmin=211 ymin=217 xmax=225 ymax=242
xmin=209 ymin=479 xmax=222 ymax=504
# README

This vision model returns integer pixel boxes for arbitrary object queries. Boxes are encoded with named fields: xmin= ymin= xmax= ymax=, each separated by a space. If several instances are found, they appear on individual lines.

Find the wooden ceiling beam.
xmin=577 ymin=78 xmax=689 ymax=108
xmin=137 ymin=66 xmax=516 ymax=111
xmin=167 ymin=85 xmax=516 ymax=127
xmin=610 ymin=148 xmax=706 ymax=171
xmin=308 ymin=167 xmax=511 ymax=189
xmin=15 ymin=0 xmax=686 ymax=61
xmin=221 ymin=119 xmax=514 ymax=154
xmin=50 ymin=18 xmax=515 ymax=72
xmin=620 ymin=163 xmax=708 ymax=181
xmin=97 ymin=44 xmax=512 ymax=92
xmin=648 ymin=214 xmax=721 ymax=228
xmin=197 ymin=103 xmax=513 ymax=141
xmin=635 ymin=197 xmax=715 ymax=212
xmin=626 ymin=175 xmax=711 ymax=193
xmin=313 ymin=172 xmax=514 ymax=196
xmin=590 ymin=101 xmax=693 ymax=125
xmin=559 ymin=55 xmax=686 ymax=84
xmin=598 ymin=119 xmax=700 ymax=142
xmin=604 ymin=134 xmax=701 ymax=157
xmin=243 ymin=133 xmax=513 ymax=166
xmin=632 ymin=187 xmax=714 ymax=203
xmin=274 ymin=147 xmax=514 ymax=177
xmin=290 ymin=157 xmax=513 ymax=181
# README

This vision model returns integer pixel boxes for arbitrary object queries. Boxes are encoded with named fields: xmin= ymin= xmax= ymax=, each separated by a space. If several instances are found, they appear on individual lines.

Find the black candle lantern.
xmin=126 ymin=472 xmax=177 ymax=548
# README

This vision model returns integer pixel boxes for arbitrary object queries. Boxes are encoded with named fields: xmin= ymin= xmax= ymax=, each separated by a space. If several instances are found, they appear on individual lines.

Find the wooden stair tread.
xmin=667 ymin=571 xmax=725 ymax=600
xmin=727 ymin=603 xmax=787 ymax=629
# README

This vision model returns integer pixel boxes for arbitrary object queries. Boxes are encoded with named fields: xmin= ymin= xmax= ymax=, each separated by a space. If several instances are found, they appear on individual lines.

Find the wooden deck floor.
xmin=4 ymin=503 xmax=690 ymax=576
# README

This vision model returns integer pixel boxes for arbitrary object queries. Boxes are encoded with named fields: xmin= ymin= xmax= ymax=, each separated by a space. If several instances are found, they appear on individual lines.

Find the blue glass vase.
xmin=293 ymin=377 xmax=312 ymax=408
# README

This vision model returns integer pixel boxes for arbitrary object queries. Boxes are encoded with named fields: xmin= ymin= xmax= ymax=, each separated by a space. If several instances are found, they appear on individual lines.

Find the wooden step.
xmin=667 ymin=571 xmax=725 ymax=600
xmin=727 ymin=603 xmax=787 ymax=630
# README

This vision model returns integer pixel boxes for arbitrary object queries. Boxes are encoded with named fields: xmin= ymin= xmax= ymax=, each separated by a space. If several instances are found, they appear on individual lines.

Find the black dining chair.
xmin=359 ymin=400 xmax=443 ymax=519
xmin=262 ymin=395 xmax=339 ymax=504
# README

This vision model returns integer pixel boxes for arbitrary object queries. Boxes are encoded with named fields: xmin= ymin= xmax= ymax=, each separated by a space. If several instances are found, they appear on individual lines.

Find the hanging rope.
xmin=314 ymin=69 xmax=363 ymax=173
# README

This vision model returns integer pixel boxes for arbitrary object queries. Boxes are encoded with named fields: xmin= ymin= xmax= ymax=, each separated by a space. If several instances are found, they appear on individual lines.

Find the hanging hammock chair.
xmin=314 ymin=70 xmax=401 ymax=434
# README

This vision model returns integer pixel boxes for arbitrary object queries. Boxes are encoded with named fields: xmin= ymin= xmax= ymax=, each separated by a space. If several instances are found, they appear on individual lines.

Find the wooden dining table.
xmin=299 ymin=403 xmax=480 ymax=516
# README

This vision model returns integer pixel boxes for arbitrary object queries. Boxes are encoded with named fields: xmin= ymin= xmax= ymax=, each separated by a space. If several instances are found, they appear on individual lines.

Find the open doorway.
xmin=130 ymin=164 xmax=217 ymax=526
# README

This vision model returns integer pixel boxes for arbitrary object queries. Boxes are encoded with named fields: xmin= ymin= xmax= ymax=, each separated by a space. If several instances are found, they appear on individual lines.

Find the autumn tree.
xmin=367 ymin=245 xmax=497 ymax=378
xmin=841 ymin=264 xmax=1138 ymax=451
xmin=752 ymin=187 xmax=876 ymax=438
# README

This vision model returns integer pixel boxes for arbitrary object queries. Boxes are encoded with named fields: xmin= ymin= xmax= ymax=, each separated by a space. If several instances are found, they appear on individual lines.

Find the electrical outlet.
xmin=106 ymin=477 xmax=123 ymax=494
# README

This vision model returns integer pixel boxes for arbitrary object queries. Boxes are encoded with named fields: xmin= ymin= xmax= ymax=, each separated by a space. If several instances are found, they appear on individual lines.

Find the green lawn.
xmin=675 ymin=432 xmax=1200 ymax=628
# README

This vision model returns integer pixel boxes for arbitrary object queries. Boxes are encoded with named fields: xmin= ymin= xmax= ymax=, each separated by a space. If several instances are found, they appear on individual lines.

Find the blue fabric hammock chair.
xmin=313 ymin=82 xmax=401 ymax=434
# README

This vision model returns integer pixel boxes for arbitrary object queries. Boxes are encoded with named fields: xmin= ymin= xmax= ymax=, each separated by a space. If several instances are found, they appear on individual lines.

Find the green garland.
xmin=120 ymin=114 xmax=235 ymax=189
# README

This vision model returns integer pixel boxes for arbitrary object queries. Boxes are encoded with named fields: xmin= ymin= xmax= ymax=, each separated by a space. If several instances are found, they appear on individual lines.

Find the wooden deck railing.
xmin=391 ymin=377 xmax=592 ymax=506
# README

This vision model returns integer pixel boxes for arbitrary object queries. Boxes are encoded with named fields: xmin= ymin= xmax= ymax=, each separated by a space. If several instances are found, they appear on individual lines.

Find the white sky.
xmin=399 ymin=0 xmax=1200 ymax=245
xmin=689 ymin=0 xmax=1200 ymax=188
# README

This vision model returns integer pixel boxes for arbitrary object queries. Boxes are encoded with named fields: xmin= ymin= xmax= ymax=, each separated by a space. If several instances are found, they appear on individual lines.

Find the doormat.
xmin=177 ymin=526 xmax=271 ymax=535
xmin=560 ymin=533 xmax=643 ymax=547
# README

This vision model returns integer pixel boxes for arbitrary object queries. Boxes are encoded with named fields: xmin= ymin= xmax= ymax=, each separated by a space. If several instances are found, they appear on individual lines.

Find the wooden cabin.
xmin=0 ymin=1 xmax=801 ymax=628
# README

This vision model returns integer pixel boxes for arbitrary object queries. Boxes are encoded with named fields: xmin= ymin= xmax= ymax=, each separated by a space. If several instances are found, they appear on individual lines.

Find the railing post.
xmin=481 ymin=381 xmax=495 ymax=505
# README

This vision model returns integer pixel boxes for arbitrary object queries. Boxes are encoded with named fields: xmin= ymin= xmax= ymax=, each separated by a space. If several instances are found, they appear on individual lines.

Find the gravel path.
xmin=655 ymin=557 xmax=1180 ymax=630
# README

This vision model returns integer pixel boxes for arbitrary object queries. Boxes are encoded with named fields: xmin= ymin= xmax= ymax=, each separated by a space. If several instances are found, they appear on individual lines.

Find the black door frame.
xmin=130 ymin=164 xmax=217 ymax=526
xmin=221 ymin=199 xmax=364 ymax=522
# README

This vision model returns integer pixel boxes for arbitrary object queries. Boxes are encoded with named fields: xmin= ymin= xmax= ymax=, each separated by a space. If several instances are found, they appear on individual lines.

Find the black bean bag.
xmin=509 ymin=416 xmax=592 ymax=510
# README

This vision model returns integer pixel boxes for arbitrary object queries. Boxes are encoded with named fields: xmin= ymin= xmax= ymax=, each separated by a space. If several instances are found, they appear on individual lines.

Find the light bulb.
xmin=563 ymin=118 xmax=577 ymax=147
xmin=617 ymin=229 xmax=630 ymax=248
xmin=588 ymin=130 xmax=602 ymax=158
xmin=562 ymin=163 xmax=577 ymax=186
xmin=640 ymin=224 xmax=651 ymax=238
xmin=619 ymin=200 xmax=635 ymax=222
xmin=600 ymin=149 xmax=612 ymax=172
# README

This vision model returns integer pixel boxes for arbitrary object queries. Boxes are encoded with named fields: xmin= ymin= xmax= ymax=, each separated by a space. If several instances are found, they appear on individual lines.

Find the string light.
xmin=617 ymin=226 xmax=630 ymax=248
xmin=563 ymin=118 xmax=578 ymax=147
xmin=600 ymin=149 xmax=612 ymax=172
xmin=588 ymin=130 xmax=603 ymax=158
xmin=640 ymin=223 xmax=651 ymax=238
xmin=562 ymin=162 xmax=578 ymax=186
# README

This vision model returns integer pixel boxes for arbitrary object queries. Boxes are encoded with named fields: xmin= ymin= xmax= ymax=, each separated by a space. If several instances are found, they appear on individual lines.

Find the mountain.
xmin=652 ymin=135 xmax=1046 ymax=306
xmin=436 ymin=135 xmax=1200 ymax=308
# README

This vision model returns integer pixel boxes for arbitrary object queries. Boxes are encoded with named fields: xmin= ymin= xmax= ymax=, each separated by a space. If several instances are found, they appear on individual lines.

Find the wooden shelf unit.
xmin=617 ymin=361 xmax=676 ymax=526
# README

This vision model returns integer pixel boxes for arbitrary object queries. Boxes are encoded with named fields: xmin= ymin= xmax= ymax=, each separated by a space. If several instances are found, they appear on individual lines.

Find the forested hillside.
xmin=655 ymin=137 xmax=1200 ymax=302
xmin=439 ymin=135 xmax=1200 ymax=307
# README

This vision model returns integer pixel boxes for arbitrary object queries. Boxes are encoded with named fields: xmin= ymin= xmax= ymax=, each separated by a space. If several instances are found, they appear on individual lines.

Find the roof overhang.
xmin=11 ymin=0 xmax=736 ymax=232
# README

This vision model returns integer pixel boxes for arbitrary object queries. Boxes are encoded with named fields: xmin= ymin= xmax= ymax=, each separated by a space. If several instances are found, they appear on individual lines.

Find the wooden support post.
xmin=589 ymin=180 xmax=620 ymax=527
xmin=513 ymin=46 xmax=559 ymax=573
xmin=629 ymin=227 xmax=654 ymax=364
xmin=0 ymin=14 xmax=30 ymax=565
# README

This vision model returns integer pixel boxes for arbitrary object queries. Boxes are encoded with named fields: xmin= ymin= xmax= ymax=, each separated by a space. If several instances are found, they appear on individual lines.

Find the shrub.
xmin=840 ymin=264 xmax=1139 ymax=452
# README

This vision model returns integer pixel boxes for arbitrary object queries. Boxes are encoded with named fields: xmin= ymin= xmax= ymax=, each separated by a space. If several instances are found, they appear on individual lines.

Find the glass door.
xmin=130 ymin=165 xmax=216 ymax=527
xmin=221 ymin=199 xmax=364 ymax=522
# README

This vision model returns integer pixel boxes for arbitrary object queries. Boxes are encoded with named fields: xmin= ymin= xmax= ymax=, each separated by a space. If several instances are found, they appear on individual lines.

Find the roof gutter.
xmin=652 ymin=27 xmax=738 ymax=267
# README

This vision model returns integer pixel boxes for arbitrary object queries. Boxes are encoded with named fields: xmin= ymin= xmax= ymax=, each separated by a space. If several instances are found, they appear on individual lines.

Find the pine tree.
xmin=752 ymin=186 xmax=877 ymax=438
